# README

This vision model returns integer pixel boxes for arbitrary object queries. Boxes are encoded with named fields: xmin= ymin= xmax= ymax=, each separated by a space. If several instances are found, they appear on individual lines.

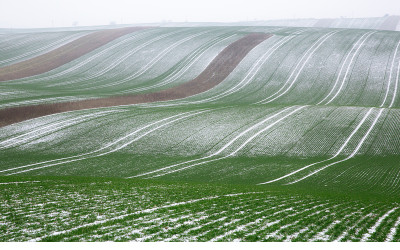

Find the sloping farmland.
xmin=1 ymin=25 xmax=400 ymax=241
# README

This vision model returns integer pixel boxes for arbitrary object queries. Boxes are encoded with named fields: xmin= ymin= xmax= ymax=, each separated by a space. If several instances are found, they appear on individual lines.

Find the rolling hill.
xmin=1 ymin=22 xmax=400 ymax=241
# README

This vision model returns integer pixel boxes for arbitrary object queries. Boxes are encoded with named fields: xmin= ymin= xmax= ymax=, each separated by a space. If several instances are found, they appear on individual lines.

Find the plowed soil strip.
xmin=380 ymin=16 xmax=400 ymax=31
xmin=0 ymin=27 xmax=149 ymax=82
xmin=0 ymin=33 xmax=271 ymax=127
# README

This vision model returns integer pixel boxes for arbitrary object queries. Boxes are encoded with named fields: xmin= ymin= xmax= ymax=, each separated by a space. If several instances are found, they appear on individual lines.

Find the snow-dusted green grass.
xmin=1 ymin=176 xmax=400 ymax=242
xmin=1 ymin=25 xmax=400 ymax=241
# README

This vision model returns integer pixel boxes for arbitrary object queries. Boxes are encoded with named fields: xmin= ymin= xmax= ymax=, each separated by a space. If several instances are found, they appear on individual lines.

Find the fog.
xmin=1 ymin=0 xmax=400 ymax=28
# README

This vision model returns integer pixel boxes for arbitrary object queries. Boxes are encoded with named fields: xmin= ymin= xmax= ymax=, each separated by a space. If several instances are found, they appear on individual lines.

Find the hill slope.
xmin=0 ymin=25 xmax=400 ymax=241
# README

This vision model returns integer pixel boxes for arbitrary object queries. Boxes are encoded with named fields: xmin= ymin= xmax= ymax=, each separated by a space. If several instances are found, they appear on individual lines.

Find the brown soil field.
xmin=0 ymin=33 xmax=271 ymax=127
xmin=0 ymin=27 xmax=149 ymax=82
xmin=380 ymin=15 xmax=400 ymax=31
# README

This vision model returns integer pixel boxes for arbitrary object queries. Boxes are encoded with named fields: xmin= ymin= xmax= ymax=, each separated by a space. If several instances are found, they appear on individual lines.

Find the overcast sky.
xmin=1 ymin=0 xmax=400 ymax=28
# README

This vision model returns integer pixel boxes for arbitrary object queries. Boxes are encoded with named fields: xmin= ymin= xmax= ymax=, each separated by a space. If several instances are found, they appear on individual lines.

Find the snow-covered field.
xmin=1 ymin=23 xmax=400 ymax=241
xmin=1 ymin=177 xmax=399 ymax=242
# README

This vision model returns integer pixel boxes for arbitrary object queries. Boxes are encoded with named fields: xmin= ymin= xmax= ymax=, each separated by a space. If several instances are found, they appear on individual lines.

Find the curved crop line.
xmin=179 ymin=36 xmax=291 ymax=103
xmin=264 ymin=202 xmax=336 ymax=240
xmin=164 ymin=196 xmax=269 ymax=241
xmin=119 ymin=34 xmax=238 ymax=95
xmin=1 ymin=109 xmax=210 ymax=175
xmin=130 ymin=106 xmax=296 ymax=178
xmin=80 ymin=31 xmax=209 ymax=91
xmin=117 ymin=33 xmax=236 ymax=94
xmin=0 ymin=32 xmax=70 ymax=51
xmin=286 ymin=108 xmax=384 ymax=185
xmin=323 ymin=31 xmax=376 ymax=105
xmin=31 ymin=192 xmax=259 ymax=242
xmin=80 ymin=30 xmax=206 ymax=90
xmin=0 ymin=34 xmax=54 ymax=52
xmin=0 ymin=34 xmax=31 ymax=51
xmin=0 ymin=96 xmax=88 ymax=110
xmin=258 ymin=108 xmax=374 ymax=184
xmin=386 ymin=215 xmax=400 ymax=242
xmin=214 ymin=107 xmax=296 ymax=156
xmin=5 ymin=110 xmax=210 ymax=175
xmin=10 ymin=29 xmax=164 ymax=85
xmin=258 ymin=31 xmax=339 ymax=104
xmin=142 ymin=35 xmax=293 ymax=108
xmin=333 ymin=207 xmax=378 ymax=242
xmin=228 ymin=106 xmax=306 ymax=156
xmin=318 ymin=31 xmax=376 ymax=105
xmin=68 ymin=31 xmax=209 ymax=90
xmin=317 ymin=32 xmax=371 ymax=105
xmin=0 ymin=110 xmax=121 ymax=149
xmin=361 ymin=207 xmax=399 ymax=242
xmin=208 ymin=204 xmax=296 ymax=242
xmin=136 ymin=106 xmax=305 ymax=179
xmin=45 ymin=30 xmax=179 ymax=87
xmin=44 ymin=34 xmax=148 ymax=86
xmin=0 ymin=33 xmax=85 ymax=65
xmin=28 ymin=30 xmax=170 ymax=86
xmin=0 ymin=33 xmax=271 ymax=128
xmin=380 ymin=39 xmax=400 ymax=107
xmin=244 ymin=200 xmax=318 ymax=239
xmin=389 ymin=50 xmax=400 ymax=108
xmin=0 ymin=28 xmax=149 ymax=82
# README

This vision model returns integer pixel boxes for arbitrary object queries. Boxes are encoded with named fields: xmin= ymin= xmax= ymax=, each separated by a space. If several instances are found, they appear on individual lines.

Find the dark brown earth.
xmin=0 ymin=27 xmax=148 ymax=82
xmin=0 ymin=33 xmax=272 ymax=127
xmin=380 ymin=15 xmax=400 ymax=31
xmin=313 ymin=19 xmax=335 ymax=28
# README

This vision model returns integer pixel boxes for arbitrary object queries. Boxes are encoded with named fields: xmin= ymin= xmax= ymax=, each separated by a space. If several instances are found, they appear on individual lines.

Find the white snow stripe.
xmin=30 ymin=192 xmax=260 ymax=242
xmin=229 ymin=106 xmax=306 ymax=155
xmin=131 ymin=106 xmax=300 ymax=178
xmin=348 ymin=108 xmax=384 ymax=157
xmin=141 ymin=35 xmax=293 ymax=108
xmin=287 ymin=108 xmax=384 ymax=184
xmin=380 ymin=39 xmax=400 ymax=107
xmin=385 ymin=215 xmax=400 ymax=242
xmin=259 ymin=31 xmax=339 ymax=104
xmin=324 ymin=31 xmax=375 ymax=105
xmin=81 ymin=31 xmax=209 ymax=91
xmin=0 ymin=109 xmax=207 ymax=174
xmin=0 ymin=110 xmax=120 ymax=149
xmin=0 ymin=33 xmax=85 ymax=64
xmin=0 ymin=181 xmax=40 ymax=185
xmin=11 ymin=29 xmax=173 ymax=85
xmin=258 ymin=108 xmax=373 ymax=184
xmin=333 ymin=108 xmax=374 ymax=158
xmin=389 ymin=48 xmax=400 ymax=108
xmin=147 ymin=106 xmax=305 ymax=178
xmin=6 ymin=110 xmax=210 ymax=175
xmin=361 ymin=207 xmax=399 ymax=242
xmin=121 ymin=34 xmax=237 ymax=94
xmin=214 ymin=106 xmax=295 ymax=156
xmin=318 ymin=31 xmax=376 ymax=105
xmin=47 ymin=30 xmax=177 ymax=87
